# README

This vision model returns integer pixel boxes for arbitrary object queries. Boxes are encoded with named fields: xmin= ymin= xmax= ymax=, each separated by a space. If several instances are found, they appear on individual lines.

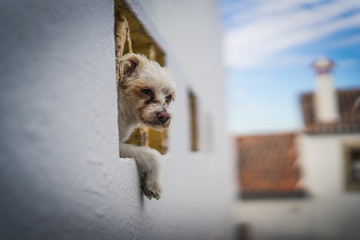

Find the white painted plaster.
xmin=0 ymin=0 xmax=234 ymax=239
xmin=314 ymin=74 xmax=339 ymax=123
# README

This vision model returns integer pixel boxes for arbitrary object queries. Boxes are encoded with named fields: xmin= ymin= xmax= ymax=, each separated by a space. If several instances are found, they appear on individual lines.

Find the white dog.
xmin=118 ymin=53 xmax=175 ymax=200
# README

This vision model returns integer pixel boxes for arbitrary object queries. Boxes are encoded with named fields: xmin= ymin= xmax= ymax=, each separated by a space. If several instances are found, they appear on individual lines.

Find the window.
xmin=188 ymin=90 xmax=198 ymax=151
xmin=115 ymin=0 xmax=168 ymax=154
xmin=344 ymin=142 xmax=360 ymax=191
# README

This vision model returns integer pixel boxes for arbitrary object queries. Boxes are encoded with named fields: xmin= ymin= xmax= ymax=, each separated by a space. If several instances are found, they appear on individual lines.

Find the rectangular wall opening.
xmin=188 ymin=90 xmax=198 ymax=152
xmin=344 ymin=142 xmax=360 ymax=191
xmin=115 ymin=0 xmax=168 ymax=154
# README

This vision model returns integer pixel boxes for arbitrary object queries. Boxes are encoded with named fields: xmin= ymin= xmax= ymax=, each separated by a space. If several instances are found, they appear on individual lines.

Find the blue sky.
xmin=220 ymin=0 xmax=360 ymax=134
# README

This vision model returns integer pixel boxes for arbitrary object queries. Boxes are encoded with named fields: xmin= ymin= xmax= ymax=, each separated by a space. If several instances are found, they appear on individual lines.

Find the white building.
xmin=0 ymin=0 xmax=234 ymax=239
xmin=235 ymin=57 xmax=360 ymax=240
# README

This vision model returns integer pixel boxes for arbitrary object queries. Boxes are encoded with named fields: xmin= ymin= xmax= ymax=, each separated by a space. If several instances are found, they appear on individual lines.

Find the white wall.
xmin=127 ymin=0 xmax=235 ymax=238
xmin=236 ymin=134 xmax=360 ymax=240
xmin=299 ymin=133 xmax=360 ymax=240
xmin=236 ymin=199 xmax=313 ymax=240
xmin=0 ymin=0 xmax=234 ymax=239
xmin=136 ymin=0 xmax=226 ymax=154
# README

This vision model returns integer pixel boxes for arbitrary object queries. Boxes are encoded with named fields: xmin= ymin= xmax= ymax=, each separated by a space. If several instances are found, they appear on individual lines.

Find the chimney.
xmin=312 ymin=56 xmax=339 ymax=123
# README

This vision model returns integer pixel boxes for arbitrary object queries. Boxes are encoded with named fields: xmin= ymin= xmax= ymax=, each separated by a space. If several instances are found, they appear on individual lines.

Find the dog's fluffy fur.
xmin=118 ymin=53 xmax=175 ymax=200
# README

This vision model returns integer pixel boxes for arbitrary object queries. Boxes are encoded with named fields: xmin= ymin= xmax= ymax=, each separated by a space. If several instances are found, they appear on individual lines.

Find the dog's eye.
xmin=165 ymin=95 xmax=172 ymax=102
xmin=141 ymin=89 xmax=153 ymax=97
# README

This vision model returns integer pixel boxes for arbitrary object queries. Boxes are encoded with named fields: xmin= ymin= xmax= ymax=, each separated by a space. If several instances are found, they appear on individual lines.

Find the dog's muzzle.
xmin=156 ymin=111 xmax=170 ymax=124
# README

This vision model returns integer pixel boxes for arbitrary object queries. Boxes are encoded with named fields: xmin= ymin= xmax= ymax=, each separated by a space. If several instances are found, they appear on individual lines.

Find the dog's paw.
xmin=141 ymin=183 xmax=161 ymax=200
xmin=140 ymin=172 xmax=161 ymax=200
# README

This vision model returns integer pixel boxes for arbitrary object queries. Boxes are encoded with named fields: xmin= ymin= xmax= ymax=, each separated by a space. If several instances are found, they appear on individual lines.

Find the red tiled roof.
xmin=236 ymin=133 xmax=304 ymax=198
xmin=301 ymin=88 xmax=360 ymax=134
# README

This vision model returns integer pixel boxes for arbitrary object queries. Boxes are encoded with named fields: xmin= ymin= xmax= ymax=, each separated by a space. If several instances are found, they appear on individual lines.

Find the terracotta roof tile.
xmin=301 ymin=88 xmax=360 ymax=134
xmin=236 ymin=133 xmax=304 ymax=198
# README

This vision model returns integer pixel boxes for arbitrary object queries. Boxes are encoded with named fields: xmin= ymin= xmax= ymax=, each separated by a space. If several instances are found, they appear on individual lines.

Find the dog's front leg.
xmin=120 ymin=142 xmax=162 ymax=200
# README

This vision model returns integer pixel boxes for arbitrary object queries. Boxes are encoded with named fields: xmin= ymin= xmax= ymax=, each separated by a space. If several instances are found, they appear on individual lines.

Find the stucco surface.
xmin=0 ymin=0 xmax=234 ymax=239
xmin=0 ymin=0 xmax=142 ymax=239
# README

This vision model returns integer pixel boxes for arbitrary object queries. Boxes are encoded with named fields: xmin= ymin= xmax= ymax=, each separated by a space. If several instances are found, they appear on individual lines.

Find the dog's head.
xmin=119 ymin=53 xmax=176 ymax=129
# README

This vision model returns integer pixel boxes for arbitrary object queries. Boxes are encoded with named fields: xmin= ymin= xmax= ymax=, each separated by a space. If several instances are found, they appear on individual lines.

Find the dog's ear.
xmin=119 ymin=53 xmax=141 ymax=82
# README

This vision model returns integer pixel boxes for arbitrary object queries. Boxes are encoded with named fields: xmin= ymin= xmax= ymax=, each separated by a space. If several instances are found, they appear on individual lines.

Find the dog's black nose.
xmin=157 ymin=111 xmax=170 ymax=124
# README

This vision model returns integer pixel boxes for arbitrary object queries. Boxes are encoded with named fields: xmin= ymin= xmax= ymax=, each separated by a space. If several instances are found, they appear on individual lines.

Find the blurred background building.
xmin=235 ymin=56 xmax=360 ymax=240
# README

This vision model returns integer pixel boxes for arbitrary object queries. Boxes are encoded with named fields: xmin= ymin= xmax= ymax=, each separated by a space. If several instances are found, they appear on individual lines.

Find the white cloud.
xmin=337 ymin=59 xmax=358 ymax=68
xmin=266 ymin=54 xmax=314 ymax=68
xmin=228 ymin=88 xmax=246 ymax=99
xmin=224 ymin=0 xmax=360 ymax=68
xmin=326 ymin=33 xmax=360 ymax=48
xmin=228 ymin=103 xmax=264 ymax=115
